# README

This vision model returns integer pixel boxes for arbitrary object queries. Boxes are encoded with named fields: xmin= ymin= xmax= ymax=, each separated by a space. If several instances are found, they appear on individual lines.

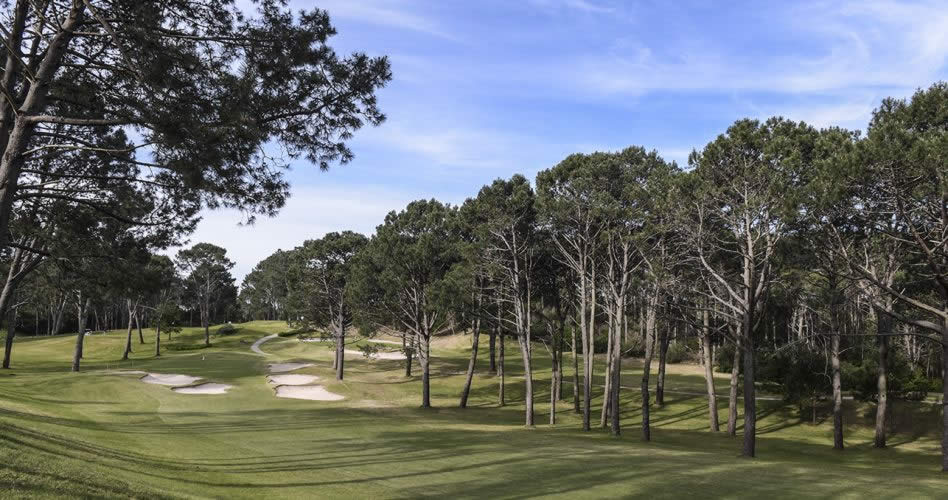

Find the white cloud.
xmin=168 ymin=184 xmax=421 ymax=282
xmin=311 ymin=0 xmax=459 ymax=41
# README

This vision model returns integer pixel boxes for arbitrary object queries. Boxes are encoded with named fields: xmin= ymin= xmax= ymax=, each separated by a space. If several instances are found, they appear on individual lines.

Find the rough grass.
xmin=0 ymin=321 xmax=946 ymax=499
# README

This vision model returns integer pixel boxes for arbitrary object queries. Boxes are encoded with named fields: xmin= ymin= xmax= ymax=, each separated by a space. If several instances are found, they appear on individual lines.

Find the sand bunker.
xmin=107 ymin=370 xmax=148 ymax=376
xmin=345 ymin=349 xmax=407 ymax=361
xmin=140 ymin=373 xmax=202 ymax=386
xmin=267 ymin=374 xmax=320 ymax=385
xmin=300 ymin=337 xmax=332 ymax=342
xmin=268 ymin=362 xmax=315 ymax=373
xmin=172 ymin=383 xmax=233 ymax=395
xmin=274 ymin=385 xmax=344 ymax=401
xmin=367 ymin=339 xmax=402 ymax=345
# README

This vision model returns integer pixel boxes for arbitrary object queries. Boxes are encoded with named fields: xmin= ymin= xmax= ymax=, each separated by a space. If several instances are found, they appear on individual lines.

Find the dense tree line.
xmin=0 ymin=2 xmax=389 ymax=368
xmin=246 ymin=83 xmax=948 ymax=470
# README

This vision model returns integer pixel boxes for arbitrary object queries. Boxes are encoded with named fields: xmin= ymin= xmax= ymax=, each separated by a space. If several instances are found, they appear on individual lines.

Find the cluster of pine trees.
xmin=241 ymin=82 xmax=948 ymax=469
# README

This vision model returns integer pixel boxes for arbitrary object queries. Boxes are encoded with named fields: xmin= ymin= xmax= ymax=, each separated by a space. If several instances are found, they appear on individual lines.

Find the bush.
xmin=715 ymin=343 xmax=738 ymax=374
xmin=164 ymin=343 xmax=211 ymax=351
xmin=664 ymin=340 xmax=694 ymax=364
xmin=215 ymin=323 xmax=238 ymax=336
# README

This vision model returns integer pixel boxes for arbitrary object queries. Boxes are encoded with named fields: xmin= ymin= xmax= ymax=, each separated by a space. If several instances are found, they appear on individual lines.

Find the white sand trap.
xmin=300 ymin=337 xmax=332 ymax=342
xmin=140 ymin=373 xmax=202 ymax=386
xmin=172 ymin=383 xmax=233 ymax=395
xmin=367 ymin=339 xmax=401 ymax=345
xmin=274 ymin=385 xmax=344 ymax=401
xmin=345 ymin=349 xmax=407 ymax=361
xmin=268 ymin=362 xmax=314 ymax=373
xmin=267 ymin=374 xmax=320 ymax=385
xmin=107 ymin=370 xmax=147 ymax=376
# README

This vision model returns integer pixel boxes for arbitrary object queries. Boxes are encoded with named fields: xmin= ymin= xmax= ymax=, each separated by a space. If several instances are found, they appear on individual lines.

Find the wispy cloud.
xmin=312 ymin=0 xmax=459 ymax=41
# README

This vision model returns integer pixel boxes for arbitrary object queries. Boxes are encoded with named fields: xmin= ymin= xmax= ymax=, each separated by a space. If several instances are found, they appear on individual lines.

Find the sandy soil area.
xmin=140 ymin=373 xmax=202 ymax=386
xmin=274 ymin=385 xmax=344 ymax=401
xmin=267 ymin=374 xmax=319 ymax=385
xmin=172 ymin=383 xmax=233 ymax=394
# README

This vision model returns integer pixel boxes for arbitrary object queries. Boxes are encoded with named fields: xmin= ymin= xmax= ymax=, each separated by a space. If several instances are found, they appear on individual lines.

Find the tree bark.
xmin=741 ymin=315 xmax=756 ymax=457
xmin=641 ymin=295 xmax=657 ymax=441
xmin=701 ymin=308 xmax=719 ymax=432
xmin=831 ymin=325 xmax=844 ymax=450
xmin=728 ymin=333 xmax=742 ymax=436
xmin=71 ymin=297 xmax=91 ymax=372
xmin=656 ymin=324 xmax=669 ymax=407
xmin=459 ymin=321 xmax=481 ymax=408
xmin=335 ymin=323 xmax=345 ymax=381
xmin=488 ymin=329 xmax=497 ymax=374
xmin=420 ymin=334 xmax=431 ymax=408
xmin=942 ymin=324 xmax=948 ymax=472
xmin=2 ymin=304 xmax=16 ymax=369
xmin=874 ymin=300 xmax=892 ymax=448
xmin=136 ymin=310 xmax=144 ymax=344
xmin=571 ymin=322 xmax=579 ymax=413
xmin=122 ymin=299 xmax=134 ymax=360
xmin=403 ymin=335 xmax=413 ymax=377
xmin=498 ymin=330 xmax=505 ymax=406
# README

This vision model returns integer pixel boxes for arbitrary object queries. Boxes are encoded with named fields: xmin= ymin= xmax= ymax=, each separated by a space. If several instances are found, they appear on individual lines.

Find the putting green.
xmin=1 ymin=321 xmax=946 ymax=498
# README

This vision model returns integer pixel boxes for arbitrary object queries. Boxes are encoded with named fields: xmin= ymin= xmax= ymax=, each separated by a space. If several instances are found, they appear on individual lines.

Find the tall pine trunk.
xmin=571 ymin=322 xmax=579 ymax=413
xmin=641 ymin=295 xmax=657 ymax=441
xmin=488 ymin=330 xmax=496 ymax=374
xmin=741 ymin=314 xmax=756 ymax=457
xmin=701 ymin=308 xmax=719 ymax=432
xmin=656 ymin=325 xmax=669 ymax=407
xmin=459 ymin=320 xmax=481 ymax=408
xmin=2 ymin=304 xmax=16 ymax=369
xmin=136 ymin=310 xmax=144 ymax=344
xmin=498 ymin=330 xmax=505 ymax=406
xmin=420 ymin=333 xmax=431 ymax=408
xmin=122 ymin=299 xmax=134 ymax=360
xmin=71 ymin=297 xmax=91 ymax=372
xmin=831 ymin=327 xmax=844 ymax=450
xmin=728 ymin=334 xmax=742 ymax=436
xmin=875 ymin=301 xmax=892 ymax=448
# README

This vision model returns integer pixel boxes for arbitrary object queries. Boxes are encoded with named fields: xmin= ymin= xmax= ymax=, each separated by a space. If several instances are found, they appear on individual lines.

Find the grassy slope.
xmin=1 ymin=321 xmax=946 ymax=499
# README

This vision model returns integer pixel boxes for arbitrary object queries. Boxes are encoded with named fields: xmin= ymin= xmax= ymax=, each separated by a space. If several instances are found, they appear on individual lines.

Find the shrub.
xmin=215 ymin=323 xmax=238 ymax=336
xmin=664 ymin=340 xmax=694 ymax=364
xmin=164 ymin=343 xmax=211 ymax=351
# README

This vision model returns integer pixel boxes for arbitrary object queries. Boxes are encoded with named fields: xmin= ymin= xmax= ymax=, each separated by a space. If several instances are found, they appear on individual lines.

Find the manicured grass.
xmin=1 ymin=321 xmax=946 ymax=498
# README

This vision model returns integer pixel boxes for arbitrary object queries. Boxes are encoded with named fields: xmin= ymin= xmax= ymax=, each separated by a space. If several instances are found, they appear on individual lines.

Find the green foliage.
xmin=665 ymin=341 xmax=692 ymax=364
xmin=215 ymin=324 xmax=239 ymax=336
xmin=163 ymin=343 xmax=211 ymax=352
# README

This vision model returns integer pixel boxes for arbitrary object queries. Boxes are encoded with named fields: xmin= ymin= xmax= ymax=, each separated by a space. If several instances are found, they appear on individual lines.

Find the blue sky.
xmin=199 ymin=0 xmax=948 ymax=281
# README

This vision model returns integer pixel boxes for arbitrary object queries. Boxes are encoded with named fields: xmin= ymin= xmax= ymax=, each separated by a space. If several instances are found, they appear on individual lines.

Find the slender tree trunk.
xmin=459 ymin=320 xmax=481 ymax=408
xmin=2 ymin=304 xmax=16 ymax=369
xmin=571 ymin=322 xmax=579 ymax=413
xmin=550 ymin=337 xmax=558 ymax=425
xmin=136 ymin=310 xmax=144 ymax=344
xmin=610 ymin=313 xmax=622 ymax=436
xmin=656 ymin=324 xmax=669 ymax=407
xmin=488 ymin=329 xmax=497 ymax=374
xmin=403 ymin=336 xmax=413 ymax=377
xmin=702 ymin=308 xmax=719 ymax=432
xmin=498 ymin=330 xmax=505 ymax=406
xmin=600 ymin=321 xmax=615 ymax=427
xmin=420 ymin=333 xmax=431 ymax=408
xmin=155 ymin=319 xmax=162 ymax=357
xmin=335 ymin=322 xmax=345 ymax=381
xmin=728 ymin=333 xmax=742 ymax=436
xmin=941 ymin=323 xmax=948 ymax=472
xmin=122 ymin=299 xmax=134 ymax=360
xmin=641 ymin=295 xmax=657 ymax=441
xmin=519 ymin=334 xmax=534 ymax=426
xmin=741 ymin=313 xmax=756 ymax=458
xmin=203 ymin=305 xmax=210 ymax=346
xmin=875 ymin=300 xmax=892 ymax=448
xmin=71 ymin=297 xmax=91 ymax=372
xmin=831 ymin=325 xmax=844 ymax=450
